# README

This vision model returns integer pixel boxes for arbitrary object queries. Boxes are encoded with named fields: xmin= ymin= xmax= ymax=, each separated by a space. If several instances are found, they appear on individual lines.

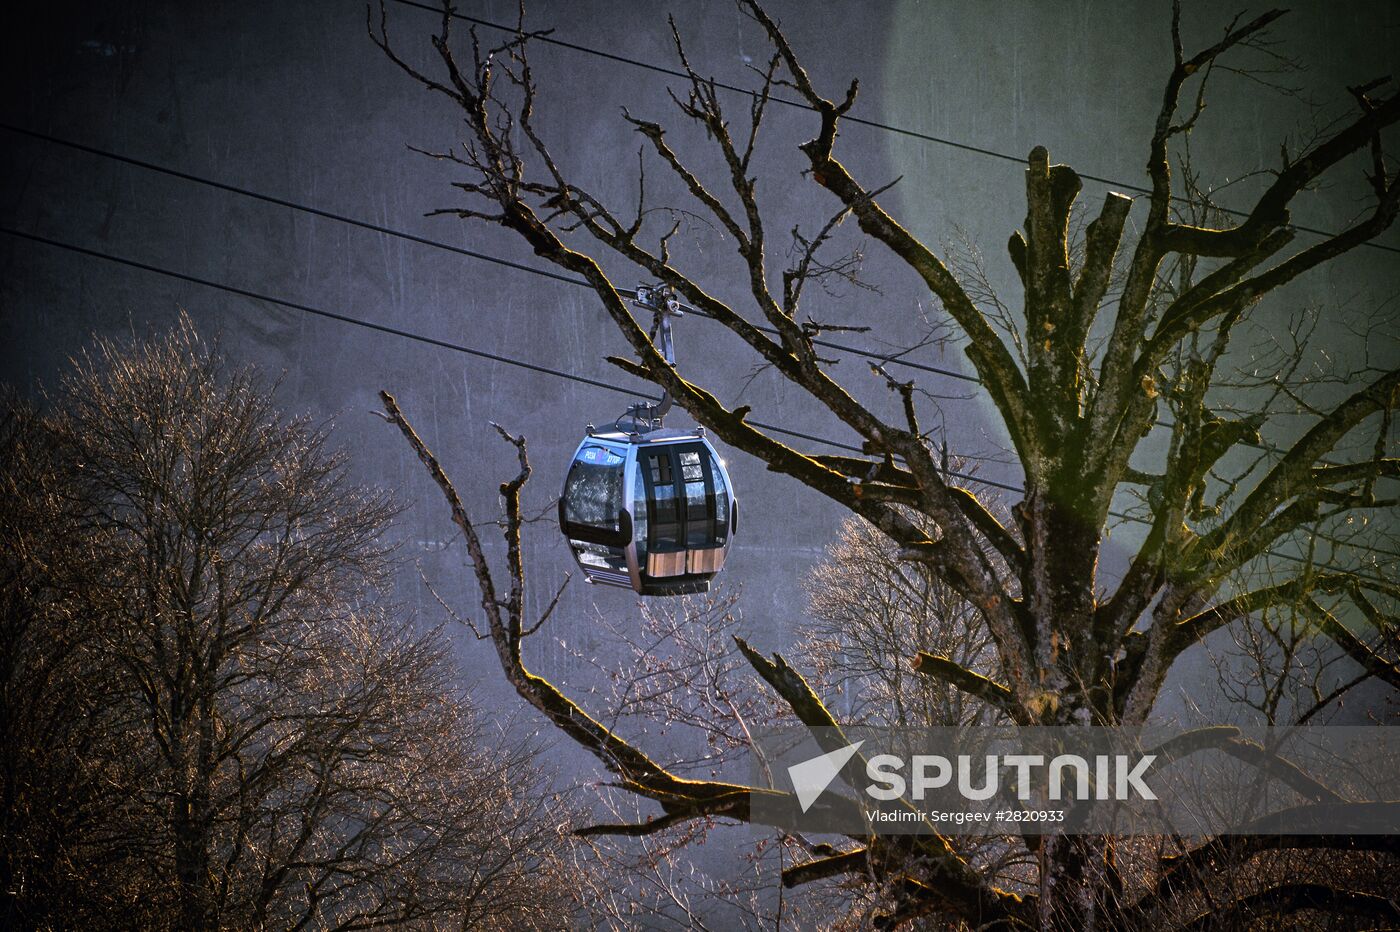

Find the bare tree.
xmin=802 ymin=509 xmax=1005 ymax=731
xmin=374 ymin=2 xmax=1400 ymax=928
xmin=0 ymin=320 xmax=577 ymax=931
xmin=0 ymin=396 xmax=138 ymax=928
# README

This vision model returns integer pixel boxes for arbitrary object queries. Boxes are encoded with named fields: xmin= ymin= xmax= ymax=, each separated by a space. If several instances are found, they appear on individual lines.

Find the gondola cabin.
xmin=560 ymin=427 xmax=736 ymax=596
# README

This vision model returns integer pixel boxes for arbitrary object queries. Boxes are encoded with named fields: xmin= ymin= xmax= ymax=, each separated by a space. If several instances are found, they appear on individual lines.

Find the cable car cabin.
xmin=559 ymin=428 xmax=737 ymax=596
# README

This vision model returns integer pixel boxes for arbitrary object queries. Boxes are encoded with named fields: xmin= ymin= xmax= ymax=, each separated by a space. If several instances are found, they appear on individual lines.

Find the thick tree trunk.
xmin=173 ymin=684 xmax=218 ymax=932
xmin=1021 ymin=475 xmax=1105 ymax=721
xmin=173 ymin=789 xmax=214 ymax=932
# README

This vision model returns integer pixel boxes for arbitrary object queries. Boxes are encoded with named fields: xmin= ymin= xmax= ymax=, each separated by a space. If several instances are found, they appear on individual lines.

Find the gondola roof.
xmin=586 ymin=426 xmax=710 ymax=445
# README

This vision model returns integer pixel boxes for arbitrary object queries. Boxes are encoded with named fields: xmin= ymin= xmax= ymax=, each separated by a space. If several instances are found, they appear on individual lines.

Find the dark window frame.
xmin=639 ymin=442 xmax=718 ymax=558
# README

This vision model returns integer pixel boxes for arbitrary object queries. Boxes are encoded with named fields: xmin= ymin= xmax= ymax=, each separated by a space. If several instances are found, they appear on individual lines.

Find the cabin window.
xmin=562 ymin=445 xmax=625 ymax=532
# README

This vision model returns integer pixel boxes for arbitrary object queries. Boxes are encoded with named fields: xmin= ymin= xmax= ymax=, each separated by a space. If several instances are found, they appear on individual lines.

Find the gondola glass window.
xmin=710 ymin=452 xmax=731 ymax=541
xmin=681 ymin=450 xmax=709 ymax=549
xmin=563 ymin=445 xmax=625 ymax=533
xmin=632 ymin=469 xmax=649 ymax=560
xmin=646 ymin=450 xmax=680 ymax=546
